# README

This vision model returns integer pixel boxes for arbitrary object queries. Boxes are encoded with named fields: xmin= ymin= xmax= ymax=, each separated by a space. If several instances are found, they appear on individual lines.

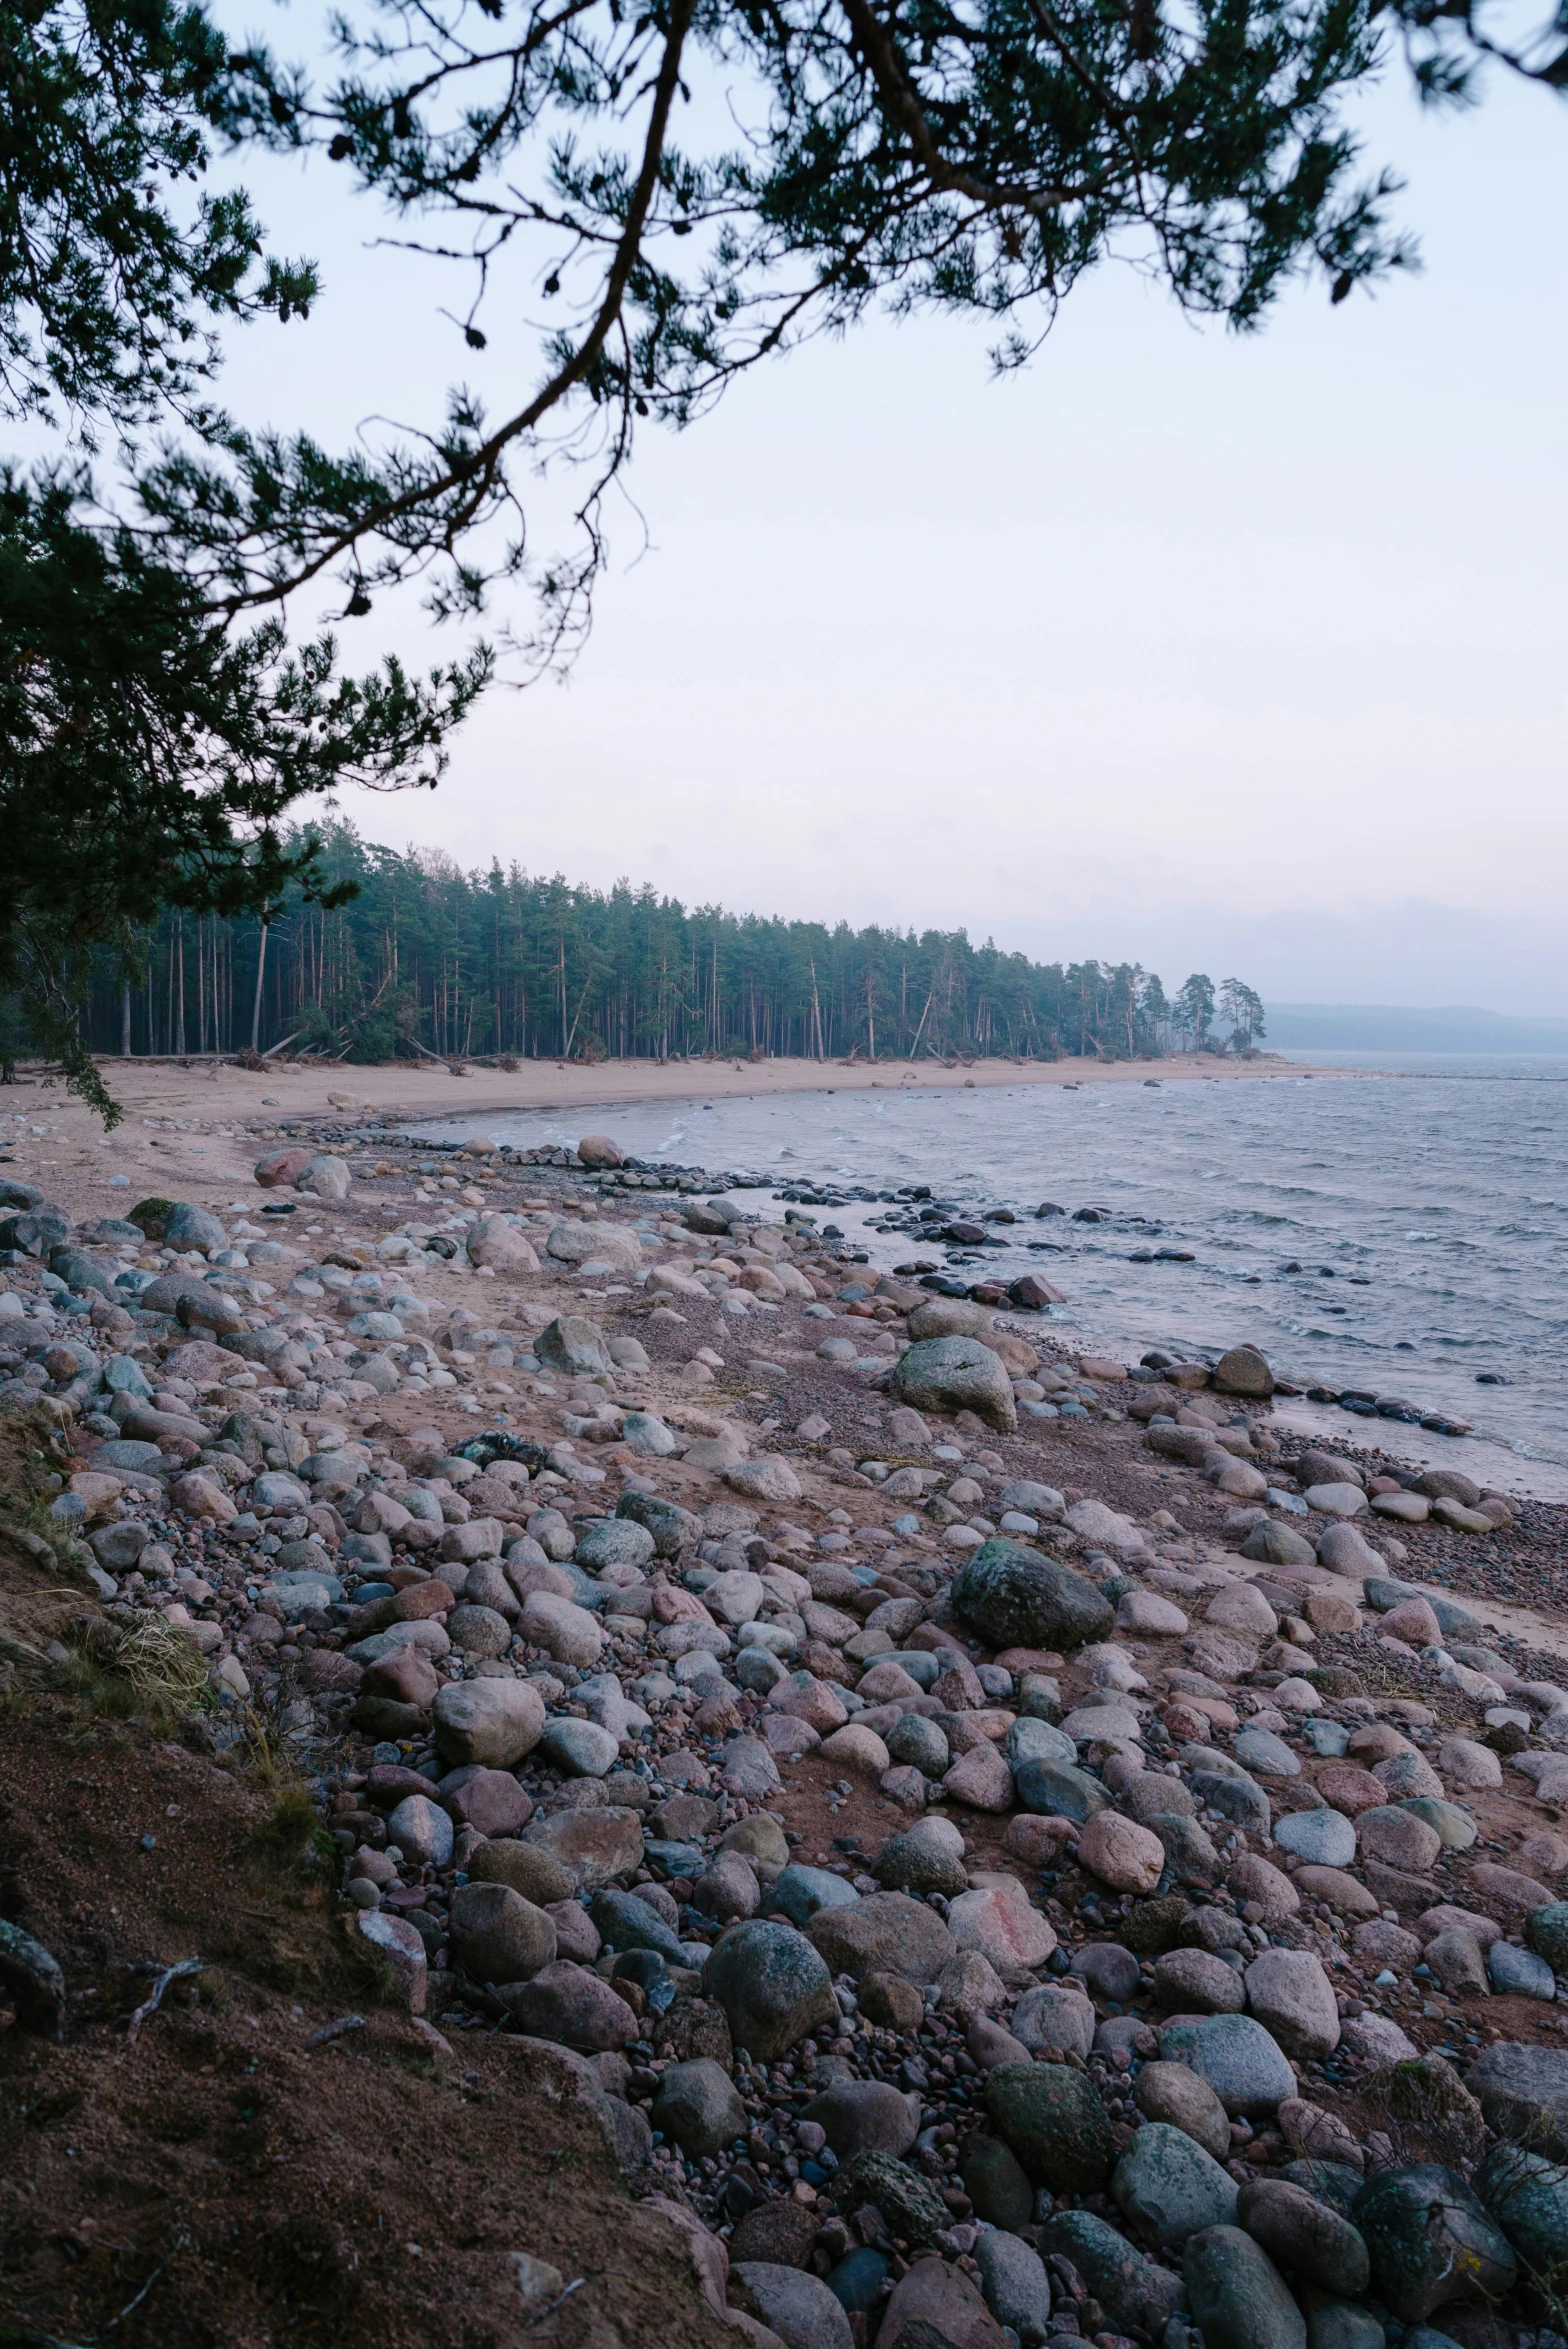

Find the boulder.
xmin=546 ymin=1220 xmax=644 ymax=1273
xmin=466 ymin=1216 xmax=540 ymax=1273
xmin=431 ymin=1679 xmax=545 ymax=1768
xmin=498 ymin=1960 xmax=638 ymax=2051
xmin=298 ymin=1154 xmax=351 ymax=1201
xmin=1213 ymin=1347 xmax=1274 ymax=1397
xmin=875 ymin=2257 xmax=1008 ymax=2349
xmin=536 ymin=1316 xmax=614 ymax=1376
xmin=1078 ymin=1811 xmax=1165 ymax=1894
xmin=448 ymin=1882 xmax=556 ymax=1984
xmin=1244 ymin=1949 xmax=1340 ymax=2060
xmin=1037 ymin=2210 xmax=1185 ymax=2339
xmin=1113 ymin=2122 xmax=1239 ymax=2249
xmin=972 ymin=2231 xmax=1051 ymax=2343
xmin=1353 ymin=2163 xmax=1517 ymax=2322
xmin=1466 ymin=2041 xmax=1568 ymax=2157
xmin=522 ymin=1806 xmax=644 ymax=1890
xmin=1133 ymin=2060 xmax=1233 ymax=2160
xmin=951 ymin=1539 xmax=1113 ymax=1651
xmin=704 ymin=1920 xmax=838 ymax=2060
xmin=1237 ymin=2177 xmax=1370 ymax=2296
xmin=889 ymin=1337 xmax=1018 ymax=1434
xmin=1158 ymin=2014 xmax=1297 ymax=2116
xmin=1183 ymin=2224 xmax=1306 ymax=2349
xmin=986 ymin=2060 xmax=1115 ymax=2190
xmin=801 ymin=2080 xmax=921 ymax=2161
xmin=807 ymin=1892 xmax=955 ymax=1985
xmin=650 ymin=2059 xmax=747 ymax=2158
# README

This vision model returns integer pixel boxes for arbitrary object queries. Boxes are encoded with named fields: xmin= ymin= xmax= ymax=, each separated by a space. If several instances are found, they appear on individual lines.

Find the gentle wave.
xmin=406 ymin=1055 xmax=1568 ymax=1466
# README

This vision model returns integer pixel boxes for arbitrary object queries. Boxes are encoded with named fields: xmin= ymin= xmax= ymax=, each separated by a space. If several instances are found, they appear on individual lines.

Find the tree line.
xmin=0 ymin=0 xmax=1551 ymax=1119
xmin=69 ymin=825 xmax=1266 ymax=1067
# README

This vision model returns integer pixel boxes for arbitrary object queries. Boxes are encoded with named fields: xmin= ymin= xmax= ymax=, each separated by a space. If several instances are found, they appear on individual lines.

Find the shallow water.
xmin=406 ymin=1052 xmax=1568 ymax=1472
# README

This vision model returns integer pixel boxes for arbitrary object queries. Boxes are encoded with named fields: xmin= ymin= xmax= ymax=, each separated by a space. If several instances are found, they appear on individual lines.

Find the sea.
xmin=405 ymin=1052 xmax=1568 ymax=1487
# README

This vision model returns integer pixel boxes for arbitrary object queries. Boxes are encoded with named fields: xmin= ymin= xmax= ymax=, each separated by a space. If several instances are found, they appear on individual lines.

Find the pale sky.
xmin=218 ymin=34 xmax=1568 ymax=1012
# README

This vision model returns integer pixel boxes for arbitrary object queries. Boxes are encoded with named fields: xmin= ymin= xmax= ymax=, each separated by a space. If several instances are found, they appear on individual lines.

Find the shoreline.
xmin=16 ymin=1044 xmax=1560 ymax=1493
xmin=30 ymin=1047 xmax=1350 ymax=1134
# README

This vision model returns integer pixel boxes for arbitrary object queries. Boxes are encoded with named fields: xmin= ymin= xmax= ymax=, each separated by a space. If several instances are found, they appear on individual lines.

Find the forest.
xmin=68 ymin=825 xmax=1265 ymax=1068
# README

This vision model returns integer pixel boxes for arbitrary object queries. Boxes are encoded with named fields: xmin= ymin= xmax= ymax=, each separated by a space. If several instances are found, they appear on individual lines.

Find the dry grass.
xmin=54 ymin=1609 xmax=217 ymax=1730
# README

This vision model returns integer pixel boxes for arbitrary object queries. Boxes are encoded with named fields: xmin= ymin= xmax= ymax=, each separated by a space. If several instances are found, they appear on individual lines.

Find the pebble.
xmin=22 ymin=1160 xmax=1568 ymax=2349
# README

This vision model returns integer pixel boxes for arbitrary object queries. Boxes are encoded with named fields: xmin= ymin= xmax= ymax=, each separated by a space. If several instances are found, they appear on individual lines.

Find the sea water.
xmin=407 ymin=1053 xmax=1568 ymax=1471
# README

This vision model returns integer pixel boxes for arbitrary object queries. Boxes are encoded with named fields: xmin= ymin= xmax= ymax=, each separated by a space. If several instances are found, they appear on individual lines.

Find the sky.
xmin=215 ymin=24 xmax=1568 ymax=1013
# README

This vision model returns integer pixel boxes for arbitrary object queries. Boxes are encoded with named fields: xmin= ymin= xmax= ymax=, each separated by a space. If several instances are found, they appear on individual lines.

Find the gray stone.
xmin=1153 ymin=1947 xmax=1246 ymax=2015
xmin=1133 ymin=2061 xmax=1233 ymax=2160
xmin=1466 ymin=2039 xmax=1568 ymax=2156
xmin=704 ymin=1919 xmax=838 ymax=2060
xmin=1036 ymin=2211 xmax=1186 ymax=2339
xmin=446 ymin=1602 xmax=512 ymax=1657
xmin=1005 ymin=1716 xmax=1077 ymax=1769
xmin=1013 ymin=1756 xmax=1112 ymax=1823
xmin=1147 ymin=1813 xmax=1224 ymax=1888
xmin=871 ymin=1827 xmax=967 ymax=1898
xmin=1272 ymin=1810 xmax=1357 ymax=1868
xmin=1240 ymin=1520 xmax=1318 ymax=1568
xmin=88 ymin=1520 xmax=149 ymax=1570
xmin=1158 ymin=2014 xmax=1297 ymax=2116
xmin=1401 ymin=1797 xmax=1477 ymax=1852
xmin=498 ymin=1959 xmax=637 ymax=2051
xmin=1183 ymin=2225 xmax=1307 ymax=2349
xmin=961 ymin=2137 xmax=1034 ymax=2231
xmin=650 ymin=2057 xmax=746 ymax=2157
xmin=94 ymin=1439 xmax=167 ymax=1473
xmin=448 ymin=1881 xmax=556 ymax=1985
xmin=1474 ymin=2141 xmax=1568 ymax=2278
xmin=768 ymin=1864 xmax=863 ymax=1929
xmin=1191 ymin=1769 xmax=1272 ymax=1836
xmin=885 ymin=1714 xmax=950 ymax=1777
xmin=890 ymin=1335 xmax=1018 ymax=1434
xmin=616 ymin=1490 xmax=700 ymax=1557
xmin=1011 ymin=1982 xmax=1096 ymax=2060
xmin=837 ymin=2151 xmax=951 ymax=2249
xmin=732 ymin=2263 xmax=853 ymax=2349
xmin=536 ymin=1315 xmax=613 ymax=1376
xmin=1234 ymin=1727 xmax=1300 ymax=1778
xmin=986 ymin=2061 xmax=1115 ymax=2190
xmin=1070 ymin=1941 xmax=1141 ymax=2001
xmin=720 ymin=1735 xmax=782 ymax=1801
xmin=431 ymin=1678 xmax=545 ymax=1767
xmin=1244 ymin=1949 xmax=1340 ymax=2061
xmin=1488 ymin=1940 xmax=1556 ymax=2000
xmin=1527 ymin=1901 xmax=1568 ymax=1972
xmin=1114 ymin=2122 xmax=1239 ymax=2249
xmin=972 ymin=2229 xmax=1052 ymax=2342
xmin=802 ymin=2080 xmax=921 ymax=2160
xmin=384 ymin=1792 xmax=454 ymax=1868
xmin=1353 ymin=2163 xmax=1516 ymax=2322
xmin=951 ymin=1539 xmax=1113 ymax=1651
xmin=589 ymin=1887 xmax=687 ymax=1966
xmin=1237 ymin=2178 xmax=1369 ymax=2295
xmin=1298 ymin=2293 xmax=1388 ymax=2349
xmin=522 ymin=1805 xmax=645 ymax=1890
xmin=0 ymin=1918 xmax=66 ymax=2039
xmin=575 ymin=1518 xmax=655 ymax=1572
xmin=163 ymin=1200 xmax=227 ymax=1253
xmin=806 ymin=1891 xmax=955 ymax=1985
xmin=538 ymin=1717 xmax=620 ymax=1777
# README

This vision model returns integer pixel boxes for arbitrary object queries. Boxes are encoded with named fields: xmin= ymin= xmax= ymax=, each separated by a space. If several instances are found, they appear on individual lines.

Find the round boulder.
xmin=889 ymin=1337 xmax=1018 ymax=1435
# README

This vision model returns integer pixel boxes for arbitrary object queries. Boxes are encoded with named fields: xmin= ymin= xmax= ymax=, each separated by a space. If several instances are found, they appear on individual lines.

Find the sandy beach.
xmin=0 ymin=1047 xmax=1338 ymax=1198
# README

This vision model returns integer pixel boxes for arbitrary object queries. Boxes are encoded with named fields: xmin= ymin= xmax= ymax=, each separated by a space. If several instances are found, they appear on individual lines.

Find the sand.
xmin=0 ymin=1048 xmax=1337 ymax=1217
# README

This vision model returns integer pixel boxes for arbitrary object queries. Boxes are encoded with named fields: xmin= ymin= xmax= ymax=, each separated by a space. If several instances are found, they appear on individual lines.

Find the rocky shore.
xmin=5 ymin=1119 xmax=1568 ymax=2349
